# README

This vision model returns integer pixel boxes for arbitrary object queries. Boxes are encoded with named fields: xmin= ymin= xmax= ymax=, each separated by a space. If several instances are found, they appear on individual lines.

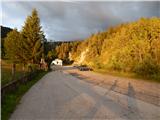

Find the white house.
xmin=51 ymin=59 xmax=63 ymax=66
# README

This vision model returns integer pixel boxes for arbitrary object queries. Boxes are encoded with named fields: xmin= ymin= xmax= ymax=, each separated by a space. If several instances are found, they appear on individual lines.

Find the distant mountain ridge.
xmin=1 ymin=26 xmax=13 ymax=38
xmin=1 ymin=26 xmax=13 ymax=58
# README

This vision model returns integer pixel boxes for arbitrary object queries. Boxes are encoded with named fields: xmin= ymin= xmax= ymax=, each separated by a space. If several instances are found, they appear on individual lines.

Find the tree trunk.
xmin=31 ymin=59 xmax=34 ymax=64
xmin=22 ymin=65 xmax=25 ymax=72
xmin=22 ymin=64 xmax=25 ymax=76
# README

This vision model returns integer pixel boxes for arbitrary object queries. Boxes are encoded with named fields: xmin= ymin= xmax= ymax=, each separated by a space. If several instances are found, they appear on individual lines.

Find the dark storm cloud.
xmin=2 ymin=1 xmax=160 ymax=41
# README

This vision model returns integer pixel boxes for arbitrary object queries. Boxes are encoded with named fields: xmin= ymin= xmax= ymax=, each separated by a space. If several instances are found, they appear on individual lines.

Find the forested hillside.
xmin=1 ymin=26 xmax=13 ymax=58
xmin=1 ymin=26 xmax=13 ymax=38
xmin=56 ymin=17 xmax=160 ymax=80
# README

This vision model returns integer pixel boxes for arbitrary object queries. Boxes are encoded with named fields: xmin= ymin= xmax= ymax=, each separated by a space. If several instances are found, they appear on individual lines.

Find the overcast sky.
xmin=1 ymin=1 xmax=160 ymax=41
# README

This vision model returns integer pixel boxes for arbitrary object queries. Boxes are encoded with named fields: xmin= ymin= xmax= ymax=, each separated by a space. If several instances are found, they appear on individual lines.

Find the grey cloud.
xmin=2 ymin=1 xmax=160 ymax=41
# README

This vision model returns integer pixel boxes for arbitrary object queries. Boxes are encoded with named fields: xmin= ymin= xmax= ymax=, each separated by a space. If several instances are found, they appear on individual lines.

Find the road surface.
xmin=63 ymin=67 xmax=160 ymax=107
xmin=10 ymin=67 xmax=160 ymax=120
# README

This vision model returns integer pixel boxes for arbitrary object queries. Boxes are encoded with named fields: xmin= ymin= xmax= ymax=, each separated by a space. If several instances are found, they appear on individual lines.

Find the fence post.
xmin=12 ymin=63 xmax=16 ymax=80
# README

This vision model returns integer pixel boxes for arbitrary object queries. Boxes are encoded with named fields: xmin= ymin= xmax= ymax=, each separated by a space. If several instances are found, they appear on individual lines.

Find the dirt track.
xmin=10 ymin=66 xmax=160 ymax=120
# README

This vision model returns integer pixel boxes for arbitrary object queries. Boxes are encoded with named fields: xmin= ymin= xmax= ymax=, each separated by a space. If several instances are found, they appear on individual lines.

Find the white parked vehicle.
xmin=51 ymin=59 xmax=63 ymax=66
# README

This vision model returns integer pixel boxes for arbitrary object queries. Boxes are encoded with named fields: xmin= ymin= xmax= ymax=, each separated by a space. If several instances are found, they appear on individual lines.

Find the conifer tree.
xmin=22 ymin=9 xmax=44 ymax=64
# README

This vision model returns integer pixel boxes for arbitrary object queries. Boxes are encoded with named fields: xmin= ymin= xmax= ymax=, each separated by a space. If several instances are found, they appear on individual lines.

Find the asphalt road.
xmin=10 ymin=69 xmax=160 ymax=120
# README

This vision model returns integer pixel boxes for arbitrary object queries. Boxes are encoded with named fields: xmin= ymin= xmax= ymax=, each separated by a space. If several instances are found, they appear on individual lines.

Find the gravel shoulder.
xmin=63 ymin=66 xmax=160 ymax=106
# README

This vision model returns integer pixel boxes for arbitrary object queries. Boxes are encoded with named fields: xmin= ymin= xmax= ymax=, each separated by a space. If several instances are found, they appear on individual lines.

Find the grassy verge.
xmin=94 ymin=69 xmax=160 ymax=83
xmin=1 ymin=70 xmax=48 ymax=120
xmin=1 ymin=67 xmax=25 ymax=86
xmin=1 ymin=60 xmax=27 ymax=86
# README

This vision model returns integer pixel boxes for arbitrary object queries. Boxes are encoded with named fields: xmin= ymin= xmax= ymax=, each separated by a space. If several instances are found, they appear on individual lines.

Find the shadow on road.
xmin=105 ymin=80 xmax=118 ymax=95
xmin=69 ymin=72 xmax=89 ymax=80
xmin=127 ymin=82 xmax=142 ymax=120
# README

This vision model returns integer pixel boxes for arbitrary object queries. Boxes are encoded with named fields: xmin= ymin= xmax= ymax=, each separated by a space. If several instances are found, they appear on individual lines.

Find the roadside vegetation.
xmin=4 ymin=9 xmax=45 ymax=67
xmin=1 ymin=8 xmax=51 ymax=85
xmin=1 ymin=9 xmax=52 ymax=120
xmin=55 ymin=17 xmax=160 ymax=81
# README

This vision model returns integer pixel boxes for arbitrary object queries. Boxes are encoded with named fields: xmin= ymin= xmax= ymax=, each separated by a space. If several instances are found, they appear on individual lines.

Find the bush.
xmin=27 ymin=64 xmax=39 ymax=72
xmin=134 ymin=57 xmax=160 ymax=76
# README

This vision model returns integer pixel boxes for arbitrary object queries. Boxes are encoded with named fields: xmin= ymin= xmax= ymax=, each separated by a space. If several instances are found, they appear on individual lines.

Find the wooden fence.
xmin=1 ymin=71 xmax=38 ymax=102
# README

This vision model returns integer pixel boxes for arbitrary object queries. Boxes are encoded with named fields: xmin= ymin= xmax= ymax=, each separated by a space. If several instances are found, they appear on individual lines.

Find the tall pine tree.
xmin=22 ymin=9 xmax=44 ymax=64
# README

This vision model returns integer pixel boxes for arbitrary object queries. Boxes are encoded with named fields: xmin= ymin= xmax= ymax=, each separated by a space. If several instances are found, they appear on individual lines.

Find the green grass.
xmin=1 ymin=67 xmax=25 ymax=86
xmin=1 ymin=60 xmax=27 ymax=86
xmin=1 ymin=70 xmax=48 ymax=120
xmin=94 ymin=68 xmax=160 ymax=83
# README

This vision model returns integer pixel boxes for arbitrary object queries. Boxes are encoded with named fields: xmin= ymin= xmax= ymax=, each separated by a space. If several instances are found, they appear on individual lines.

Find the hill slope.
xmin=57 ymin=17 xmax=160 ymax=80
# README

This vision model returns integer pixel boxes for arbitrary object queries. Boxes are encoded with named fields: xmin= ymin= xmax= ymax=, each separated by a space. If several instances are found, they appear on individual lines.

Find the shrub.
xmin=134 ymin=56 xmax=160 ymax=76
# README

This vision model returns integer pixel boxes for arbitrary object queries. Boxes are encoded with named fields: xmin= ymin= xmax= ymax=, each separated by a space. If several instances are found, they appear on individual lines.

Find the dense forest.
xmin=56 ymin=17 xmax=160 ymax=80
